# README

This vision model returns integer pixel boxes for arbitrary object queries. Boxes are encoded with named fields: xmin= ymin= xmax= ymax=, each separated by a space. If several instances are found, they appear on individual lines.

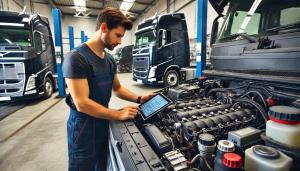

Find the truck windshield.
xmin=135 ymin=31 xmax=155 ymax=46
xmin=0 ymin=26 xmax=32 ymax=47
xmin=217 ymin=0 xmax=300 ymax=42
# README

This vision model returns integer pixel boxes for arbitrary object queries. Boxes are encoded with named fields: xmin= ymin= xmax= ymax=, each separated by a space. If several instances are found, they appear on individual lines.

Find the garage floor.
xmin=0 ymin=73 xmax=161 ymax=171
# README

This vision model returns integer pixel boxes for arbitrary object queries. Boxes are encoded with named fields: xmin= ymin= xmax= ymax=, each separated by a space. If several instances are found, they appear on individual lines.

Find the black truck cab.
xmin=132 ymin=13 xmax=190 ymax=86
xmin=0 ymin=11 xmax=56 ymax=101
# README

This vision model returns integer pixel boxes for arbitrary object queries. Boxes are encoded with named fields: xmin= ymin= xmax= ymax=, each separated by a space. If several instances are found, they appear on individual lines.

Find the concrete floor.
xmin=0 ymin=73 xmax=161 ymax=171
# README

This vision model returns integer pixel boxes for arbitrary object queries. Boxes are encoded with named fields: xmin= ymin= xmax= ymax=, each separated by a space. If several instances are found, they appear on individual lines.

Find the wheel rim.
xmin=45 ymin=81 xmax=53 ymax=96
xmin=167 ymin=72 xmax=178 ymax=86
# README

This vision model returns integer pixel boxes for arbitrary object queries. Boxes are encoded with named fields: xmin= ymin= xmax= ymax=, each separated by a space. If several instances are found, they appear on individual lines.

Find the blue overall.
xmin=65 ymin=46 xmax=115 ymax=171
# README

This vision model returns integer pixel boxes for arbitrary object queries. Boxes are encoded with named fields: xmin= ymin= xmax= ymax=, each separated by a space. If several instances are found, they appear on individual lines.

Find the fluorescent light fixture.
xmin=0 ymin=22 xmax=24 ymax=27
xmin=120 ymin=0 xmax=135 ymax=11
xmin=74 ymin=0 xmax=86 ymax=7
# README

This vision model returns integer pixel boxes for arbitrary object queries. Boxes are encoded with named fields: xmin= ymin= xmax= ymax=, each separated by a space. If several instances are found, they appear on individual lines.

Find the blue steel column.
xmin=68 ymin=26 xmax=74 ymax=50
xmin=196 ymin=0 xmax=208 ymax=77
xmin=80 ymin=31 xmax=85 ymax=44
xmin=52 ymin=8 xmax=66 ymax=97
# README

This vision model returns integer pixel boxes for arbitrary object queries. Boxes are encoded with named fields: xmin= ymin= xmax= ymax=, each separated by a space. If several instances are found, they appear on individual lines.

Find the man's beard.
xmin=103 ymin=35 xmax=116 ymax=50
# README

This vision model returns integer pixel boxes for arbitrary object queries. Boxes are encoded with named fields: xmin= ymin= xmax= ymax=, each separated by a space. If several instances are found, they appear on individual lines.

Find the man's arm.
xmin=112 ymin=74 xmax=155 ymax=103
xmin=65 ymin=78 xmax=139 ymax=120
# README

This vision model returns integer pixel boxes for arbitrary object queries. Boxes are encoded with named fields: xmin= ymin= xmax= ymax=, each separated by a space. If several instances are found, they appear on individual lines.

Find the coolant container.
xmin=266 ymin=106 xmax=300 ymax=148
xmin=245 ymin=145 xmax=292 ymax=171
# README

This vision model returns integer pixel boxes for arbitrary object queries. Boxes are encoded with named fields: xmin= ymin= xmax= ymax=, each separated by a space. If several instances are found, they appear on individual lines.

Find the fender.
xmin=163 ymin=65 xmax=180 ymax=76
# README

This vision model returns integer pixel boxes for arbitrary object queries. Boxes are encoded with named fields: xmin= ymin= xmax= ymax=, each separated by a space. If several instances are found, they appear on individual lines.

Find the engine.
xmin=133 ymin=78 xmax=300 ymax=171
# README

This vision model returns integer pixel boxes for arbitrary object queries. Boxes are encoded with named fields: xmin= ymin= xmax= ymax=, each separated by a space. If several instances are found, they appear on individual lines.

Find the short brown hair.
xmin=96 ymin=7 xmax=133 ymax=31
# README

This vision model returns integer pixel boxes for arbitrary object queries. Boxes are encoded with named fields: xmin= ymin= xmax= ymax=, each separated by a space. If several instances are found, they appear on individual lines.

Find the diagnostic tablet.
xmin=139 ymin=93 xmax=172 ymax=120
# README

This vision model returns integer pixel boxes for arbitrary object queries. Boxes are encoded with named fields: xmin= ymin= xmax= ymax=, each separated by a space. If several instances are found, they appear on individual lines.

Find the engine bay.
xmin=130 ymin=77 xmax=300 ymax=171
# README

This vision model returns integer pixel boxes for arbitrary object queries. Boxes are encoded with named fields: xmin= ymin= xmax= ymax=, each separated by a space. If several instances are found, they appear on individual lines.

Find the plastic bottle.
xmin=214 ymin=140 xmax=235 ymax=171
xmin=266 ymin=106 xmax=300 ymax=148
xmin=245 ymin=145 xmax=293 ymax=171
xmin=198 ymin=133 xmax=216 ymax=171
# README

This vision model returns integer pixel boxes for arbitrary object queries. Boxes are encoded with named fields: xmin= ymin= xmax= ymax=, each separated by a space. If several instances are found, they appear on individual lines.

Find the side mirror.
xmin=158 ymin=29 xmax=167 ymax=47
xmin=210 ymin=19 xmax=219 ymax=46
xmin=210 ymin=15 xmax=223 ymax=46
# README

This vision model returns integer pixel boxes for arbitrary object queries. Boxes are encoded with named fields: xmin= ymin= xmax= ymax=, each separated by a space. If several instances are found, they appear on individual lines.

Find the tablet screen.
xmin=140 ymin=93 xmax=172 ymax=120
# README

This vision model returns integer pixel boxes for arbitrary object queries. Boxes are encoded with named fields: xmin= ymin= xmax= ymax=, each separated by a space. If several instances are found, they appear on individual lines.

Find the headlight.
xmin=148 ymin=66 xmax=157 ymax=78
xmin=25 ymin=75 xmax=36 ymax=91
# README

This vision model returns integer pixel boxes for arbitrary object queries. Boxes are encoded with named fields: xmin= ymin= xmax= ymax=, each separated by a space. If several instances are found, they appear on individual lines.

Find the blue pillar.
xmin=52 ymin=8 xmax=66 ymax=97
xmin=80 ymin=31 xmax=85 ymax=44
xmin=196 ymin=0 xmax=208 ymax=77
xmin=84 ymin=35 xmax=88 ymax=42
xmin=68 ymin=26 xmax=74 ymax=50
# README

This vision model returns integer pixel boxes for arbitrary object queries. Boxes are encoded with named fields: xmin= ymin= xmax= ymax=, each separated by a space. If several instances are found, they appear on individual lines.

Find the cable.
xmin=200 ymin=156 xmax=214 ymax=171
xmin=240 ymin=90 xmax=268 ymax=110
xmin=234 ymin=98 xmax=268 ymax=122
xmin=191 ymin=154 xmax=200 ymax=164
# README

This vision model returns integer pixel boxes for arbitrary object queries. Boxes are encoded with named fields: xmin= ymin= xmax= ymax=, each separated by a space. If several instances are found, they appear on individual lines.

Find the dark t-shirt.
xmin=63 ymin=44 xmax=116 ymax=79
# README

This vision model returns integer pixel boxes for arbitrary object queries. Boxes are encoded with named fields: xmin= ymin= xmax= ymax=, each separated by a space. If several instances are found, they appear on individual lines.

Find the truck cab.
xmin=0 ymin=11 xmax=56 ymax=101
xmin=132 ymin=13 xmax=190 ymax=86
xmin=114 ymin=45 xmax=133 ymax=73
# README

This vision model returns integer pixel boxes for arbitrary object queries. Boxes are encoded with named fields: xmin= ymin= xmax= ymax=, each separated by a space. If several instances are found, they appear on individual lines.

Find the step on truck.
xmin=0 ymin=11 xmax=57 ymax=101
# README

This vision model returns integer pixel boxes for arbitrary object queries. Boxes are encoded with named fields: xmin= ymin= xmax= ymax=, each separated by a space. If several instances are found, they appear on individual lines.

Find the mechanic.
xmin=63 ymin=7 xmax=154 ymax=171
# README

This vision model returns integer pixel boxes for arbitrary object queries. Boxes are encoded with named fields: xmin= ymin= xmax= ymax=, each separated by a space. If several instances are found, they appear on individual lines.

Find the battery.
xmin=228 ymin=127 xmax=262 ymax=148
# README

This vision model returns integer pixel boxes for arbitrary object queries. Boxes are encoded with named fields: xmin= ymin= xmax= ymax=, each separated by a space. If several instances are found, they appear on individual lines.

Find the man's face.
xmin=102 ymin=25 xmax=125 ymax=50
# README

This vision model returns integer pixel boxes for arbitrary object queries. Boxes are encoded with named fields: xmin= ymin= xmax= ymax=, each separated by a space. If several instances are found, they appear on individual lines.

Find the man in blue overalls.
xmin=63 ymin=7 xmax=154 ymax=171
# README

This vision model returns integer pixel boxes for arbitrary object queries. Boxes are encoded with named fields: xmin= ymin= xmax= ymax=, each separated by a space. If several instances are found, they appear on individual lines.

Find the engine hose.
xmin=241 ymin=90 xmax=268 ymax=110
xmin=207 ymin=82 xmax=255 ymax=96
xmin=234 ymin=98 xmax=268 ymax=122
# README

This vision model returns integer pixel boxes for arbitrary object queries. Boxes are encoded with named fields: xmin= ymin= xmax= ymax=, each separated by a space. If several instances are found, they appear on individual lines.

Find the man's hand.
xmin=140 ymin=93 xmax=156 ymax=104
xmin=118 ymin=105 xmax=140 ymax=120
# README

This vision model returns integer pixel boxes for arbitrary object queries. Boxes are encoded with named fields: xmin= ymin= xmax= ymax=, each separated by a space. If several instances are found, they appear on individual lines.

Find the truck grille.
xmin=0 ymin=62 xmax=25 ymax=97
xmin=133 ymin=56 xmax=149 ymax=79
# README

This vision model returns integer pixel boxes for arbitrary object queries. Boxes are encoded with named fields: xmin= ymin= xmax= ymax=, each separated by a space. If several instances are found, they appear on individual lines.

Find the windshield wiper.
xmin=221 ymin=33 xmax=256 ymax=43
xmin=266 ymin=21 xmax=300 ymax=33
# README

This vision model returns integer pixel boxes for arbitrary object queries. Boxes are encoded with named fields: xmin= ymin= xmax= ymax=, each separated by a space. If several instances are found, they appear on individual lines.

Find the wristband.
xmin=136 ymin=96 xmax=142 ymax=104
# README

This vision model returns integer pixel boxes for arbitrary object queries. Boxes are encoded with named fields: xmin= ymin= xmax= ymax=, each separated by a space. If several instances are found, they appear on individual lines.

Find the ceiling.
xmin=32 ymin=0 xmax=158 ymax=21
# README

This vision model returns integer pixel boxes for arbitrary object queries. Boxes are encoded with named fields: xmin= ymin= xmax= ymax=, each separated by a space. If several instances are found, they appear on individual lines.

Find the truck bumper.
xmin=133 ymin=77 xmax=161 ymax=85
xmin=0 ymin=89 xmax=44 ymax=102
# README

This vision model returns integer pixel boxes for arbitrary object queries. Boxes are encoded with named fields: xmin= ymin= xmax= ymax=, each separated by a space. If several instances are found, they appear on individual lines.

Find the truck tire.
xmin=164 ymin=70 xmax=179 ymax=87
xmin=41 ymin=77 xmax=53 ymax=99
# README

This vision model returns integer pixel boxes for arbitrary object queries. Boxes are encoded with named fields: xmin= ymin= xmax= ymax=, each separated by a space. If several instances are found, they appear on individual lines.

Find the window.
xmin=34 ymin=32 xmax=43 ymax=53
xmin=135 ymin=31 xmax=155 ymax=46
xmin=41 ymin=35 xmax=46 ymax=51
xmin=231 ymin=11 xmax=261 ymax=35
xmin=0 ymin=26 xmax=32 ymax=46
xmin=280 ymin=7 xmax=300 ymax=26
xmin=166 ymin=31 xmax=171 ymax=44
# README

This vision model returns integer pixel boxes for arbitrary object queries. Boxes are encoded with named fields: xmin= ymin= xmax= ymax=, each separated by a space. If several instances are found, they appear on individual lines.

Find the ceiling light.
xmin=120 ymin=0 xmax=135 ymax=11
xmin=74 ymin=0 xmax=86 ymax=7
